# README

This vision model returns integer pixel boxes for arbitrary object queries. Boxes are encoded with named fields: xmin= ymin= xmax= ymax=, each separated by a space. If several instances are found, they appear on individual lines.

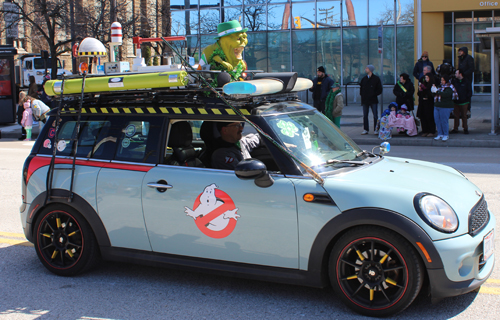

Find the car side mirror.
xmin=235 ymin=158 xmax=274 ymax=188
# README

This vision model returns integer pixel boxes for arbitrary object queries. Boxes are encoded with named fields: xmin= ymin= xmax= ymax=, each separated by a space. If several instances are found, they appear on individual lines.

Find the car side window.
xmin=114 ymin=117 xmax=163 ymax=164
xmin=37 ymin=117 xmax=117 ymax=160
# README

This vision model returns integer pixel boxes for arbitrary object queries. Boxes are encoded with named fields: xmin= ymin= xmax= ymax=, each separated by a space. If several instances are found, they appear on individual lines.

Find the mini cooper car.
xmin=20 ymin=72 xmax=495 ymax=317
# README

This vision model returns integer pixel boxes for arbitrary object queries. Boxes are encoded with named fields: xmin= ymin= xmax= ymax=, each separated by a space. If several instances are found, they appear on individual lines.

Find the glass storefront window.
xmin=268 ymin=31 xmax=291 ymax=72
xmin=292 ymin=30 xmax=318 ymax=80
xmin=268 ymin=4 xmax=289 ymax=30
xmin=396 ymin=26 xmax=414 ymax=78
xmin=343 ymin=0 xmax=368 ymax=27
xmin=316 ymin=29 xmax=341 ymax=82
xmin=223 ymin=7 xmax=243 ymax=26
xmin=244 ymin=5 xmax=268 ymax=31
xmin=475 ymin=23 xmax=492 ymax=41
xmin=368 ymin=26 xmax=395 ymax=85
xmin=473 ymin=43 xmax=491 ymax=85
xmin=369 ymin=0 xmax=394 ymax=25
xmin=444 ymin=25 xmax=452 ymax=43
xmin=342 ymin=27 xmax=368 ymax=83
xmin=454 ymin=24 xmax=471 ymax=42
xmin=171 ymin=10 xmax=199 ymax=36
xmin=474 ymin=10 xmax=493 ymax=22
xmin=444 ymin=12 xmax=452 ymax=24
xmin=292 ymin=2 xmax=316 ymax=29
xmin=171 ymin=0 xmax=198 ymax=10
xmin=455 ymin=12 xmax=472 ymax=23
xmin=444 ymin=44 xmax=453 ymax=63
xmin=317 ymin=1 xmax=341 ymax=27
xmin=396 ymin=0 xmax=414 ymax=25
xmin=245 ymin=32 xmax=268 ymax=71
xmin=199 ymin=9 xmax=220 ymax=34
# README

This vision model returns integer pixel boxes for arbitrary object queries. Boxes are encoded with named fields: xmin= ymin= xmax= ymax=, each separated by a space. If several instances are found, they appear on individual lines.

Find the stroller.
xmin=376 ymin=102 xmax=418 ymax=140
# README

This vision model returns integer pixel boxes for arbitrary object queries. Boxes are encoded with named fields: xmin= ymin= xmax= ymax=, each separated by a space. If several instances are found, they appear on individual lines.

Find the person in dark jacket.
xmin=451 ymin=69 xmax=472 ymax=134
xmin=432 ymin=75 xmax=458 ymax=141
xmin=359 ymin=65 xmax=383 ymax=134
xmin=393 ymin=73 xmax=415 ymax=111
xmin=457 ymin=47 xmax=474 ymax=110
xmin=413 ymin=51 xmax=435 ymax=82
xmin=309 ymin=66 xmax=334 ymax=113
xmin=417 ymin=73 xmax=436 ymax=137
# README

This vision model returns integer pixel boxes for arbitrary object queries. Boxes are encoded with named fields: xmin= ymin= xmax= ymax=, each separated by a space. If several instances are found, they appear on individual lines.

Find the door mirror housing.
xmin=235 ymin=158 xmax=274 ymax=188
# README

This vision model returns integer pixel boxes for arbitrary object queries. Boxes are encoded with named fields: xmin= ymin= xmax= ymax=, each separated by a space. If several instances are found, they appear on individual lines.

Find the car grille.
xmin=469 ymin=196 xmax=489 ymax=237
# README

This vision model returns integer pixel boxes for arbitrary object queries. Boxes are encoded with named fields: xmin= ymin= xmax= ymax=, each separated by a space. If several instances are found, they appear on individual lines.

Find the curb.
xmin=352 ymin=137 xmax=500 ymax=148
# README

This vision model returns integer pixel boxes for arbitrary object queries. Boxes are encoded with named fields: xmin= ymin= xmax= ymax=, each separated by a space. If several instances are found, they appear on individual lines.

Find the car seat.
xmin=199 ymin=121 xmax=219 ymax=167
xmin=166 ymin=121 xmax=204 ymax=167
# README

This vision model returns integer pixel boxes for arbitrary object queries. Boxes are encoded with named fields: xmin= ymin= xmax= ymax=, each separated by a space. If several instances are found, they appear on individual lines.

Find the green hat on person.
xmin=214 ymin=20 xmax=248 ymax=39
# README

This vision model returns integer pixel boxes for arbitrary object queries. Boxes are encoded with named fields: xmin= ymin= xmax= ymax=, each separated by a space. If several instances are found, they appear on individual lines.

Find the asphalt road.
xmin=0 ymin=141 xmax=498 ymax=320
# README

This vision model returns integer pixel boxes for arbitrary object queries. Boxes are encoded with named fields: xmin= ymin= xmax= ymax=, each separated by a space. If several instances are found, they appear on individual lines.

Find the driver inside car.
xmin=211 ymin=121 xmax=262 ymax=170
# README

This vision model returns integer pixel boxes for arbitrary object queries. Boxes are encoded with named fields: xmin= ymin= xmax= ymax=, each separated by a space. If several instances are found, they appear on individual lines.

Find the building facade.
xmin=171 ymin=0 xmax=414 ymax=88
xmin=418 ymin=0 xmax=500 ymax=94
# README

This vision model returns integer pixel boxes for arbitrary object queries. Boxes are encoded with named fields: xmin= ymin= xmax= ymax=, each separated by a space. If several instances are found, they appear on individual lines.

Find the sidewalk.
xmin=0 ymin=99 xmax=499 ymax=147
xmin=340 ymin=98 xmax=500 ymax=148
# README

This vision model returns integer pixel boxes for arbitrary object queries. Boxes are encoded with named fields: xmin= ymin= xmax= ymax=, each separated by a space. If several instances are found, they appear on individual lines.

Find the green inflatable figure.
xmin=199 ymin=20 xmax=248 ymax=83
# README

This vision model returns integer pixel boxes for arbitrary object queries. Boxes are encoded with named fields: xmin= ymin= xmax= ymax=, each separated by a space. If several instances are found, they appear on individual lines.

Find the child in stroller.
xmin=376 ymin=102 xmax=418 ymax=140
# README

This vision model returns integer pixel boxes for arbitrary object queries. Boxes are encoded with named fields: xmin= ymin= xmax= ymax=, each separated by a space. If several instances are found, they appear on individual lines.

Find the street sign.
xmin=3 ymin=2 xmax=19 ymax=39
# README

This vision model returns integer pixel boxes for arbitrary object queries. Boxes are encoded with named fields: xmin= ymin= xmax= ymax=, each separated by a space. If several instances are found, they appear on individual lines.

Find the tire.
xmin=33 ymin=204 xmax=100 ymax=276
xmin=329 ymin=226 xmax=424 ymax=317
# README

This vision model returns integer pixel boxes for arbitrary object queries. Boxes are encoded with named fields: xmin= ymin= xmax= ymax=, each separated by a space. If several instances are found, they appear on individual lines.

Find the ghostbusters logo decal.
xmin=224 ymin=156 xmax=234 ymax=164
xmin=184 ymin=184 xmax=240 ymax=239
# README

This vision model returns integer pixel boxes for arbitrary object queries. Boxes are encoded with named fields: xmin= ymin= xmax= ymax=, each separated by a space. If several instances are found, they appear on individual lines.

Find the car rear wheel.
xmin=329 ymin=226 xmax=424 ymax=317
xmin=34 ymin=204 xmax=99 ymax=276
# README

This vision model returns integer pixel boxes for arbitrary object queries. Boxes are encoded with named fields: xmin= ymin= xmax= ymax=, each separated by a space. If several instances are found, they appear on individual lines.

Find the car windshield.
xmin=262 ymin=104 xmax=367 ymax=174
xmin=34 ymin=58 xmax=62 ymax=69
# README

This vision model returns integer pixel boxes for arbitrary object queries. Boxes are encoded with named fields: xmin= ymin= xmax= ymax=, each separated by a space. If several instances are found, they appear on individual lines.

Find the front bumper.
xmin=427 ymin=214 xmax=495 ymax=298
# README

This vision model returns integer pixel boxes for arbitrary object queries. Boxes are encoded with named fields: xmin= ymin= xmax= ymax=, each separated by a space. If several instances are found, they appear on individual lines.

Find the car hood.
xmin=322 ymin=156 xmax=484 ymax=240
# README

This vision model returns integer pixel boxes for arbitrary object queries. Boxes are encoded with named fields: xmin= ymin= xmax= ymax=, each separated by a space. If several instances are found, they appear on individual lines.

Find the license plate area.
xmin=483 ymin=229 xmax=494 ymax=262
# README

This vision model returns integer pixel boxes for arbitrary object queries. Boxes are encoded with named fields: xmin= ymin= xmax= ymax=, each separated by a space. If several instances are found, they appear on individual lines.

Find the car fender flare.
xmin=26 ymin=190 xmax=111 ymax=248
xmin=307 ymin=208 xmax=444 ymax=287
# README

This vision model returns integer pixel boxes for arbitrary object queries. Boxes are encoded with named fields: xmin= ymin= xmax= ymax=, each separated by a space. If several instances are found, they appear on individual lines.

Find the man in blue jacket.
xmin=309 ymin=66 xmax=334 ymax=113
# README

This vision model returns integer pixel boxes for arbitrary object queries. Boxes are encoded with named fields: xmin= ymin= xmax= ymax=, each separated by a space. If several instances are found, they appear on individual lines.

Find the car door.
xmin=142 ymin=139 xmax=299 ymax=268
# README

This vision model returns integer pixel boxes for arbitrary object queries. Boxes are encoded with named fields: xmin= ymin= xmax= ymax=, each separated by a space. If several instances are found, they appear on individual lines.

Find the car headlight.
xmin=414 ymin=193 xmax=458 ymax=233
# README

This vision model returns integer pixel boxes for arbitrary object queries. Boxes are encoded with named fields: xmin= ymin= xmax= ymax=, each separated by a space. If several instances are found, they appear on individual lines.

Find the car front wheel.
xmin=329 ymin=226 xmax=424 ymax=317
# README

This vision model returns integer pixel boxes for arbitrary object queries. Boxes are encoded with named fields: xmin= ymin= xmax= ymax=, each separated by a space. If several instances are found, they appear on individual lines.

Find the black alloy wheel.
xmin=329 ymin=226 xmax=424 ymax=317
xmin=34 ymin=205 xmax=99 ymax=276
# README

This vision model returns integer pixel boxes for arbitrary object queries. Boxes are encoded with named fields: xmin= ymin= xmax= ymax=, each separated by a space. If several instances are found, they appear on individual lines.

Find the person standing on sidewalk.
xmin=359 ymin=65 xmax=382 ymax=135
xmin=309 ymin=66 xmax=334 ymax=114
xmin=451 ymin=69 xmax=472 ymax=134
xmin=417 ymin=73 xmax=436 ymax=137
xmin=324 ymin=83 xmax=344 ymax=127
xmin=413 ymin=51 xmax=435 ymax=82
xmin=432 ymin=75 xmax=458 ymax=141
xmin=393 ymin=73 xmax=415 ymax=111
xmin=457 ymin=47 xmax=474 ymax=113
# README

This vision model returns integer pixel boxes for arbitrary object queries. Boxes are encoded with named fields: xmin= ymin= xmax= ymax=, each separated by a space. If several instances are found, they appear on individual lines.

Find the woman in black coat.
xmin=393 ymin=73 xmax=415 ymax=111
xmin=417 ymin=73 xmax=436 ymax=136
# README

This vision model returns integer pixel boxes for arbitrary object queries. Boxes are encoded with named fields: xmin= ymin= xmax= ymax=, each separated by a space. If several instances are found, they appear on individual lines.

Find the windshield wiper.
xmin=327 ymin=159 xmax=367 ymax=166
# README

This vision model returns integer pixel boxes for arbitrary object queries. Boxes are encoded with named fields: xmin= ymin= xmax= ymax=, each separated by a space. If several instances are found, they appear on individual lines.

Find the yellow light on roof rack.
xmin=44 ymin=71 xmax=189 ymax=96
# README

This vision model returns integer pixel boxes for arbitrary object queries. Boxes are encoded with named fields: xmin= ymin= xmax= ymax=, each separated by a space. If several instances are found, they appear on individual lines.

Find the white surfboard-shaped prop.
xmin=291 ymin=78 xmax=313 ymax=92
xmin=223 ymin=76 xmax=313 ymax=96
xmin=223 ymin=79 xmax=284 ymax=96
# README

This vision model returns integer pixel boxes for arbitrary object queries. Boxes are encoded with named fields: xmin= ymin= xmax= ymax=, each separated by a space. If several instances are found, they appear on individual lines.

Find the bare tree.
xmin=0 ymin=0 xmax=73 ymax=79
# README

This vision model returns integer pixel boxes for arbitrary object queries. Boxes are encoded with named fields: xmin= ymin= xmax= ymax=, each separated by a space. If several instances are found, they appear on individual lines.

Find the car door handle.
xmin=147 ymin=181 xmax=173 ymax=192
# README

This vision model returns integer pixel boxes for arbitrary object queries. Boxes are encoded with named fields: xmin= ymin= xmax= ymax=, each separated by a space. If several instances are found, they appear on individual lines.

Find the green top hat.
xmin=215 ymin=20 xmax=248 ymax=39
